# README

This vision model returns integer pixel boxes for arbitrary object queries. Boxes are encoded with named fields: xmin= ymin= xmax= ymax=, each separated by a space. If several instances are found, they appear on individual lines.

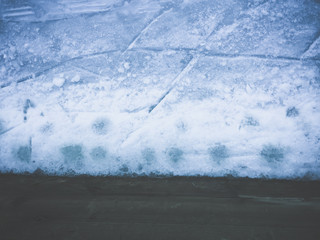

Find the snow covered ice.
xmin=0 ymin=0 xmax=320 ymax=178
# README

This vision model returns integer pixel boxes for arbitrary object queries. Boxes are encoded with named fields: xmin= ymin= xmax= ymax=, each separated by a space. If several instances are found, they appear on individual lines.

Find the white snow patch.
xmin=52 ymin=76 xmax=65 ymax=87
xmin=71 ymin=74 xmax=81 ymax=83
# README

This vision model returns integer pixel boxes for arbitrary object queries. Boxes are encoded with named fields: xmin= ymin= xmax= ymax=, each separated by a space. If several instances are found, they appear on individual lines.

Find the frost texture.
xmin=260 ymin=145 xmax=284 ymax=163
xmin=60 ymin=145 xmax=84 ymax=169
xmin=209 ymin=145 xmax=229 ymax=164
xmin=0 ymin=0 xmax=320 ymax=178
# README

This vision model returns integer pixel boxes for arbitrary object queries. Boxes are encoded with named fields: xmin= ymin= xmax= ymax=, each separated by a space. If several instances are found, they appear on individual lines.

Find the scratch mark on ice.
xmin=72 ymin=66 xmax=101 ymax=78
xmin=148 ymin=55 xmax=199 ymax=113
xmin=121 ymin=8 xmax=172 ymax=56
xmin=0 ymin=124 xmax=22 ymax=136
xmin=120 ymin=55 xmax=199 ymax=147
xmin=301 ymin=32 xmax=320 ymax=59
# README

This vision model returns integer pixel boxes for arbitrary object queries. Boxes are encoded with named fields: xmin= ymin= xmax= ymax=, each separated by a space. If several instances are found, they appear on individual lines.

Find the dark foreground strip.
xmin=0 ymin=174 xmax=319 ymax=240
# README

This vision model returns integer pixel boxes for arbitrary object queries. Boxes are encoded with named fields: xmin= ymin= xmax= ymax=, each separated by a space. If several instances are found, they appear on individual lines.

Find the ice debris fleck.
xmin=71 ymin=74 xmax=81 ymax=83
xmin=53 ymin=76 xmax=65 ymax=87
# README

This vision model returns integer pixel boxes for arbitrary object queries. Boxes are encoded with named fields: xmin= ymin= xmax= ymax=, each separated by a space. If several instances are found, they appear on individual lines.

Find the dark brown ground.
xmin=0 ymin=174 xmax=320 ymax=240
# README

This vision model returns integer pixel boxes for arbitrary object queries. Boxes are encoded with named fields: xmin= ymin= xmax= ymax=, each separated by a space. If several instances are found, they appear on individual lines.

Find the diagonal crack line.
xmin=72 ymin=65 xmax=102 ymax=77
xmin=301 ymin=31 xmax=320 ymax=59
xmin=148 ymin=55 xmax=199 ymax=114
xmin=207 ymin=53 xmax=302 ymax=61
xmin=0 ymin=124 xmax=21 ymax=136
xmin=0 ymin=50 xmax=118 ymax=89
xmin=3 ymin=47 xmax=317 ymax=90
xmin=121 ymin=55 xmax=199 ymax=147
xmin=148 ymin=89 xmax=171 ymax=113
xmin=121 ymin=8 xmax=172 ymax=56
xmin=130 ymin=47 xmax=315 ymax=62
xmin=206 ymin=0 xmax=269 ymax=40
xmin=113 ymin=9 xmax=172 ymax=88
xmin=132 ymin=46 xmax=195 ymax=53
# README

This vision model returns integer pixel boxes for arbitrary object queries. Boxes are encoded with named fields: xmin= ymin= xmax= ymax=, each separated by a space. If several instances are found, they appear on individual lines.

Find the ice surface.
xmin=0 ymin=0 xmax=320 ymax=178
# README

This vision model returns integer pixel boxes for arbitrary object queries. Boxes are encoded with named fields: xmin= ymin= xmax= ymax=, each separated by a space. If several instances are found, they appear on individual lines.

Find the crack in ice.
xmin=121 ymin=8 xmax=173 ymax=56
xmin=0 ymin=124 xmax=22 ymax=136
xmin=0 ymin=50 xmax=119 ymax=89
xmin=120 ymin=55 xmax=199 ymax=147
xmin=206 ymin=0 xmax=269 ymax=40
xmin=301 ymin=31 xmax=320 ymax=59
xmin=148 ymin=55 xmax=199 ymax=114
xmin=1 ymin=49 xmax=318 ymax=90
